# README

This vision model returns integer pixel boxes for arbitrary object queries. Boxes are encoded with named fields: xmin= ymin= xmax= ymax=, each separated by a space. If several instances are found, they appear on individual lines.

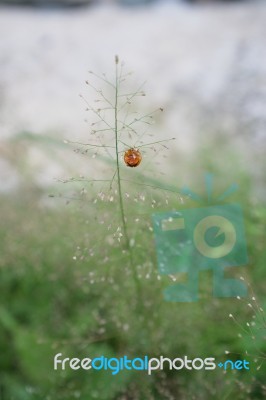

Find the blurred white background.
xmin=0 ymin=0 xmax=265 ymax=193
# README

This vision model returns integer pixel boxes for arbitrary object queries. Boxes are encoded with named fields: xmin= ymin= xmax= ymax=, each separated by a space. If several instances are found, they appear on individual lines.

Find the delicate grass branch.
xmin=114 ymin=57 xmax=143 ymax=302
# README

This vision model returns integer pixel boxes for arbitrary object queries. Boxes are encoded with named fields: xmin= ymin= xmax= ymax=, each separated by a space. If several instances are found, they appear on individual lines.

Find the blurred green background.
xmin=0 ymin=131 xmax=265 ymax=399
xmin=0 ymin=0 xmax=266 ymax=399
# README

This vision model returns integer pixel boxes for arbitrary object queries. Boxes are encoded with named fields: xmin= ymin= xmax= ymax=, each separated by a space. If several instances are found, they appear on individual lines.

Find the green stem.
xmin=114 ymin=59 xmax=142 ymax=304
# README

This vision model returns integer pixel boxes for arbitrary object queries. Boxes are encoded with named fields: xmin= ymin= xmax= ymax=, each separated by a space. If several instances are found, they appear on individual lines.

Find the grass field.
xmin=0 ymin=128 xmax=265 ymax=399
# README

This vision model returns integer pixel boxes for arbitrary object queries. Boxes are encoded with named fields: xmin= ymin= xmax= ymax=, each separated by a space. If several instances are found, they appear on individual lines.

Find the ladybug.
xmin=123 ymin=148 xmax=142 ymax=168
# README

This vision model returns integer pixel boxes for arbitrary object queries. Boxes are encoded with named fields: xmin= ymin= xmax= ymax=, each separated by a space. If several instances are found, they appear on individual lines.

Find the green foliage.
xmin=0 ymin=59 xmax=265 ymax=399
xmin=0 ymin=167 xmax=265 ymax=399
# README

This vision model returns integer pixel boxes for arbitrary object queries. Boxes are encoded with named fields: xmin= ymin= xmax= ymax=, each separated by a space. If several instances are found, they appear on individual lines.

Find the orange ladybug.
xmin=123 ymin=148 xmax=142 ymax=167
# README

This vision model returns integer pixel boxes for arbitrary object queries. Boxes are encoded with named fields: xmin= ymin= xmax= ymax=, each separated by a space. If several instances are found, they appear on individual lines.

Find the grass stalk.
xmin=114 ymin=56 xmax=143 ymax=305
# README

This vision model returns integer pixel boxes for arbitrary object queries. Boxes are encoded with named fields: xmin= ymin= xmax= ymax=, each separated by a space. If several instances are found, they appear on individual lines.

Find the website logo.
xmin=54 ymin=354 xmax=250 ymax=375
xmin=152 ymin=174 xmax=248 ymax=302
